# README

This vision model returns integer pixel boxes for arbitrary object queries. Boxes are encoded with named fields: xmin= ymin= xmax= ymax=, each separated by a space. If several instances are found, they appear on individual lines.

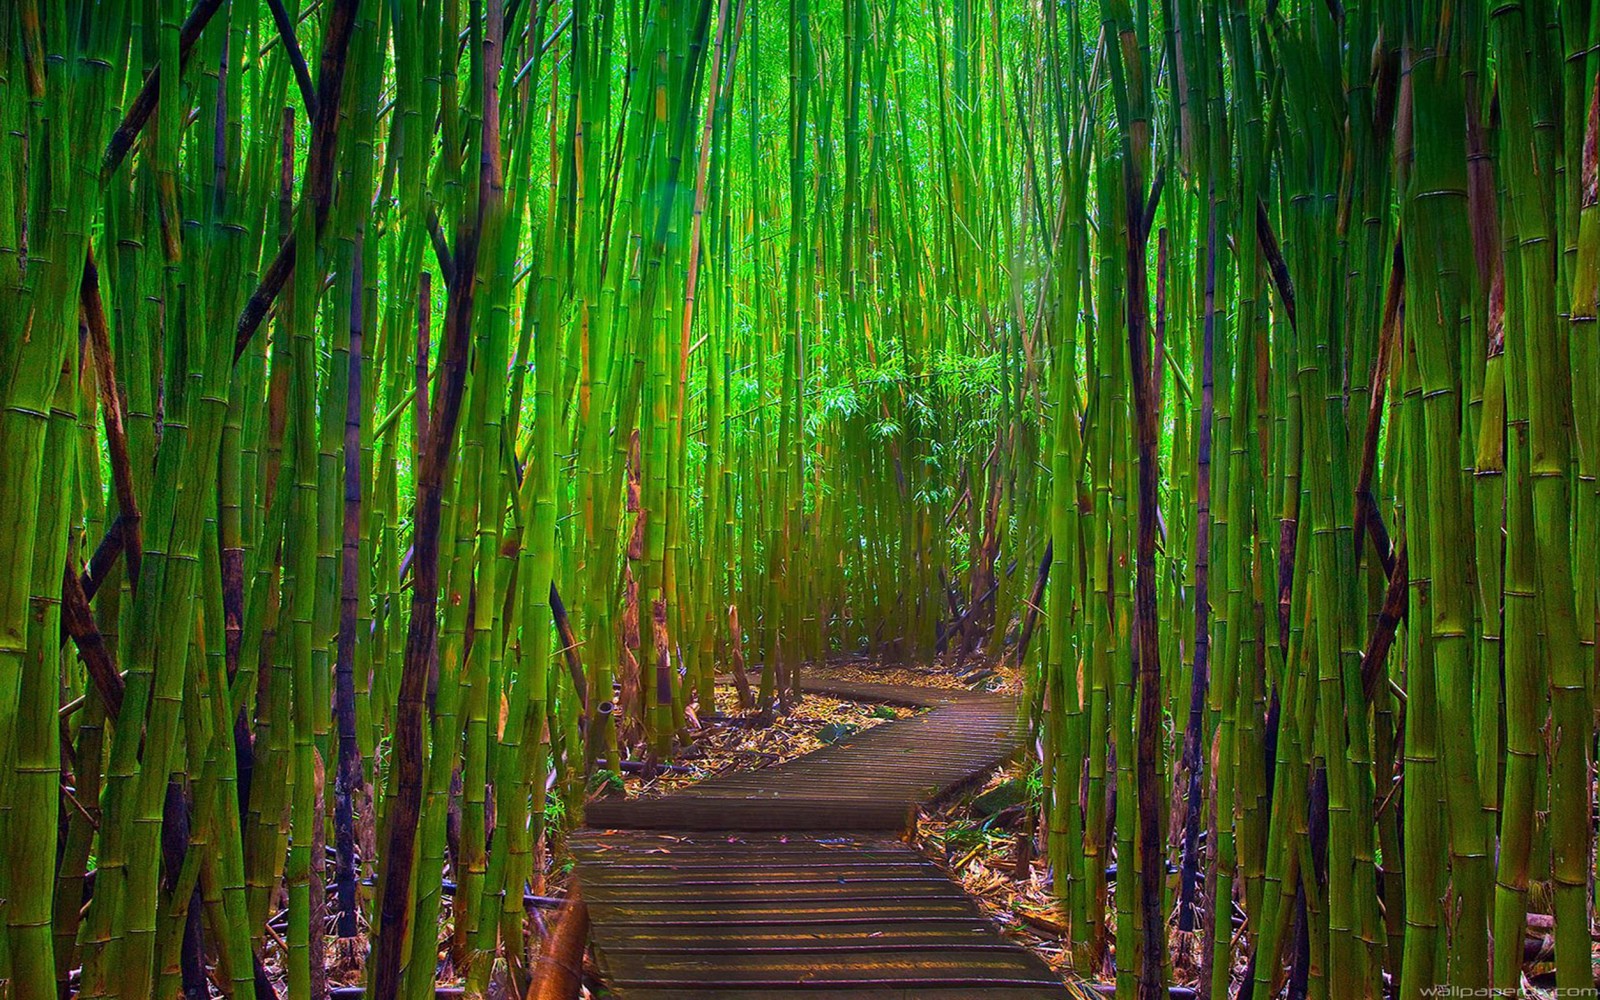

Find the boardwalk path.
xmin=571 ymin=676 xmax=1071 ymax=998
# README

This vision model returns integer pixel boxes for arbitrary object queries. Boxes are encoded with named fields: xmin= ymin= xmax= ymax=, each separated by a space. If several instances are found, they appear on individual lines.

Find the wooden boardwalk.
xmin=572 ymin=674 xmax=1071 ymax=998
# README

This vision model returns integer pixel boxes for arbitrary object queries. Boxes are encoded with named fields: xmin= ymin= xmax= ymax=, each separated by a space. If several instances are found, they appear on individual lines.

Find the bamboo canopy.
xmin=0 ymin=0 xmax=1596 ymax=997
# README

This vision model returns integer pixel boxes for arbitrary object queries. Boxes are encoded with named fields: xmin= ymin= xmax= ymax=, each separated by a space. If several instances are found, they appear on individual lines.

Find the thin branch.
xmin=265 ymin=0 xmax=318 ymax=117
xmin=232 ymin=0 xmax=364 ymax=362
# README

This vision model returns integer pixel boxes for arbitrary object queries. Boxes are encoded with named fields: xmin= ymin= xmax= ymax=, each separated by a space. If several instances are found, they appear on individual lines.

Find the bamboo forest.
xmin=3 ymin=0 xmax=1600 ymax=996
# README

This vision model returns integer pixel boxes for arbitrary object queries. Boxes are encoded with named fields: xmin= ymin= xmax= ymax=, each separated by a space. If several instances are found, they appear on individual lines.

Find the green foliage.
xmin=817 ymin=722 xmax=858 ymax=744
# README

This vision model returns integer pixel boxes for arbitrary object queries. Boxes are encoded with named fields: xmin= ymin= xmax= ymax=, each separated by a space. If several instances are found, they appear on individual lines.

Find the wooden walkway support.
xmin=572 ymin=675 xmax=1070 ymax=998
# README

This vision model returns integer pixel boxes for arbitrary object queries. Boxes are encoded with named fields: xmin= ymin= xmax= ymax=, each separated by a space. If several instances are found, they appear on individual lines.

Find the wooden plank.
xmin=793 ymin=678 xmax=964 ymax=707
xmin=583 ymin=880 xmax=972 ymax=904
xmin=584 ymin=901 xmax=987 ymax=924
xmin=630 ymin=989 xmax=1064 ymax=999
xmin=601 ymin=969 xmax=1063 ymax=987
xmin=599 ymin=947 xmax=1063 ymax=982
xmin=583 ymin=795 xmax=913 ymax=831
xmin=595 ymin=920 xmax=1003 ymax=949
xmin=585 ymin=857 xmax=934 ymax=870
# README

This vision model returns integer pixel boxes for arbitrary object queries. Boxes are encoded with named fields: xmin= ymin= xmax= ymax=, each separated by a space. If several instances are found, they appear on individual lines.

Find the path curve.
xmin=571 ymin=674 xmax=1071 ymax=998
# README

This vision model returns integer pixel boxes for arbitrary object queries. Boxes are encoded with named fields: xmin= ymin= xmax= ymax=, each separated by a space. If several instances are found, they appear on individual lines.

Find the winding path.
xmin=571 ymin=675 xmax=1071 ymax=998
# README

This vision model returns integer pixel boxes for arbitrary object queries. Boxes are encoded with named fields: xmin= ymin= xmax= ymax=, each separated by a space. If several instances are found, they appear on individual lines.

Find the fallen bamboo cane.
xmin=525 ymin=886 xmax=589 ymax=1000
